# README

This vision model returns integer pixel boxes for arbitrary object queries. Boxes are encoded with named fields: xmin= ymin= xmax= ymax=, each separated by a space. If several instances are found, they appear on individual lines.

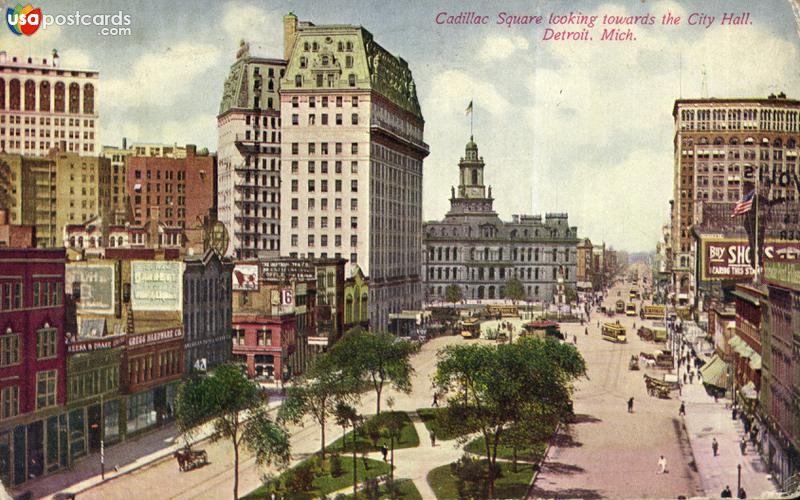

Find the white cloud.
xmin=478 ymin=34 xmax=530 ymax=61
xmin=102 ymin=42 xmax=222 ymax=109
xmin=221 ymin=2 xmax=283 ymax=56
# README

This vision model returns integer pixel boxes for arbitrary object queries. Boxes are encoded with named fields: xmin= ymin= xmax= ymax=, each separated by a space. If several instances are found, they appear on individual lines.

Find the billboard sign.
xmin=65 ymin=263 xmax=115 ymax=314
xmin=764 ymin=261 xmax=800 ymax=290
xmin=131 ymin=261 xmax=184 ymax=311
xmin=700 ymin=239 xmax=800 ymax=281
xmin=232 ymin=264 xmax=259 ymax=291
xmin=128 ymin=327 xmax=184 ymax=348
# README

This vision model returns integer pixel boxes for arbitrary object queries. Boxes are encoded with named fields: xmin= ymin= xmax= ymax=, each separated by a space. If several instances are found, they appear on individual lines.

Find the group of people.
xmin=719 ymin=484 xmax=747 ymax=498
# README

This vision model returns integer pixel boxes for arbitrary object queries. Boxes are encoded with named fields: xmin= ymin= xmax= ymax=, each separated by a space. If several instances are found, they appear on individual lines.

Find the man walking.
xmin=627 ymin=397 xmax=634 ymax=413
xmin=432 ymin=392 xmax=439 ymax=408
xmin=380 ymin=444 xmax=388 ymax=462
xmin=740 ymin=436 xmax=747 ymax=455
xmin=712 ymin=437 xmax=719 ymax=457
xmin=657 ymin=455 xmax=667 ymax=474
xmin=678 ymin=401 xmax=686 ymax=416
xmin=429 ymin=430 xmax=436 ymax=447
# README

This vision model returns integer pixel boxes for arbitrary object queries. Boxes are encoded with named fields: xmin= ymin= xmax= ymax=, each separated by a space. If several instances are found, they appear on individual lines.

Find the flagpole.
xmin=471 ymin=97 xmax=474 ymax=137
xmin=754 ymin=188 xmax=760 ymax=283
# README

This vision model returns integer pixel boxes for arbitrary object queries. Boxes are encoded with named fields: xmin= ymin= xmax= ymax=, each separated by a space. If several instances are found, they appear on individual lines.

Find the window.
xmin=335 ymin=180 xmax=342 ymax=192
xmin=36 ymin=370 xmax=58 ymax=410
xmin=351 ymin=113 xmax=359 ymax=125
xmin=351 ymin=143 xmax=358 ymax=154
xmin=336 ymin=114 xmax=343 ymax=125
xmin=291 ymin=161 xmax=299 ymax=174
xmin=321 ymin=114 xmax=328 ymax=125
xmin=291 ymin=216 xmax=299 ymax=228
xmin=335 ymin=235 xmax=342 ymax=247
xmin=0 ymin=335 xmax=20 ymax=367
xmin=292 ymin=96 xmax=299 ymax=108
xmin=37 ymin=328 xmax=57 ymax=360
xmin=351 ymin=235 xmax=358 ymax=247
xmin=308 ymin=180 xmax=315 ymax=192
xmin=335 ymin=143 xmax=343 ymax=154
xmin=291 ymin=235 xmax=298 ymax=246
xmin=291 ymin=179 xmax=298 ymax=192
xmin=309 ymin=96 xmax=316 ymax=108
xmin=352 ymin=96 xmax=359 ymax=107
xmin=292 ymin=114 xmax=299 ymax=125
xmin=351 ymin=161 xmax=358 ymax=174
xmin=1 ymin=386 xmax=19 ymax=420
xmin=336 ymin=96 xmax=343 ymax=107
xmin=351 ymin=180 xmax=358 ymax=192
xmin=308 ymin=161 xmax=315 ymax=174
xmin=351 ymin=216 xmax=358 ymax=229
xmin=351 ymin=198 xmax=358 ymax=210
xmin=321 ymin=161 xmax=328 ymax=173
xmin=308 ymin=235 xmax=315 ymax=247
xmin=308 ymin=143 xmax=316 ymax=154
xmin=348 ymin=74 xmax=356 ymax=86
xmin=335 ymin=217 xmax=342 ymax=229
xmin=322 ymin=96 xmax=328 ymax=107
xmin=308 ymin=216 xmax=315 ymax=229
xmin=291 ymin=143 xmax=299 ymax=155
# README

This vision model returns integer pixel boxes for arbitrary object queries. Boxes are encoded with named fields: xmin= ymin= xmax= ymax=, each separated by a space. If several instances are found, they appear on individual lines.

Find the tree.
xmin=329 ymin=328 xmax=415 ymax=415
xmin=376 ymin=398 xmax=405 ymax=481
xmin=175 ymin=364 xmax=290 ymax=500
xmin=503 ymin=277 xmax=526 ymax=304
xmin=564 ymin=284 xmax=577 ymax=304
xmin=433 ymin=338 xmax=585 ymax=498
xmin=444 ymin=284 xmax=463 ymax=308
xmin=279 ymin=354 xmax=358 ymax=460
xmin=334 ymin=402 xmax=362 ymax=498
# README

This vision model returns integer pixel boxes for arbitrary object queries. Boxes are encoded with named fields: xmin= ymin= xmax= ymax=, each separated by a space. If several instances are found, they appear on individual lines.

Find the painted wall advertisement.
xmin=700 ymin=239 xmax=800 ymax=281
xmin=232 ymin=264 xmax=259 ymax=291
xmin=65 ymin=264 xmax=115 ymax=314
xmin=131 ymin=261 xmax=184 ymax=311
xmin=764 ymin=261 xmax=800 ymax=290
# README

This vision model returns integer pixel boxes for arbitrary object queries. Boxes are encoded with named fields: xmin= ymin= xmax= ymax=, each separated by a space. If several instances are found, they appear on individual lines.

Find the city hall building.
xmin=423 ymin=137 xmax=579 ymax=303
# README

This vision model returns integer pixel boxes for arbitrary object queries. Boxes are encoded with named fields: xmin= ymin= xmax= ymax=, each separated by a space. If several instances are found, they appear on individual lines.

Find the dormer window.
xmin=322 ymin=55 xmax=329 ymax=66
xmin=312 ymin=42 xmax=319 ymax=51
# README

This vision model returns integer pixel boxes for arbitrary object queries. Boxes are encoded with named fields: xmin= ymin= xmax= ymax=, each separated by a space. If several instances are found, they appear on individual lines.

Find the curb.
xmin=524 ymin=421 xmax=563 ymax=499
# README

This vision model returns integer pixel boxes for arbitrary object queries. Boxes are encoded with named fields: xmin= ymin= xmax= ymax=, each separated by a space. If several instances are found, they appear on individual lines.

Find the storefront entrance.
xmin=87 ymin=403 xmax=102 ymax=453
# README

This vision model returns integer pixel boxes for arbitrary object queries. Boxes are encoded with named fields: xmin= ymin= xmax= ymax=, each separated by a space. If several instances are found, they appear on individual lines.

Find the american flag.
xmin=731 ymin=190 xmax=755 ymax=217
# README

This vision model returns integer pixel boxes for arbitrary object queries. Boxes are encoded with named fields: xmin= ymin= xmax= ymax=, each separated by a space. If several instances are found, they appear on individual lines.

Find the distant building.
xmin=126 ymin=145 xmax=215 ymax=230
xmin=0 ymin=151 xmax=111 ymax=248
xmin=423 ymin=137 xmax=579 ymax=303
xmin=576 ymin=238 xmax=594 ymax=293
xmin=102 ymin=140 xmax=189 ymax=225
xmin=0 ymin=248 xmax=67 ymax=487
xmin=279 ymin=13 xmax=429 ymax=329
xmin=0 ymin=208 xmax=34 ymax=247
xmin=0 ymin=50 xmax=100 ymax=156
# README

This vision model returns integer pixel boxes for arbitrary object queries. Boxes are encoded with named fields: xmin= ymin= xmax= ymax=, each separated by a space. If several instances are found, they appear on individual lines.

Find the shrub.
xmin=286 ymin=462 xmax=315 ymax=492
xmin=330 ymin=454 xmax=343 ymax=478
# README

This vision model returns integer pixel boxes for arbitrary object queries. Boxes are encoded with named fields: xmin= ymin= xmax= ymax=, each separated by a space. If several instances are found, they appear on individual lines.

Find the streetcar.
xmin=625 ymin=303 xmax=637 ymax=316
xmin=615 ymin=300 xmax=625 ymax=314
xmin=602 ymin=322 xmax=627 ymax=343
xmin=629 ymin=288 xmax=639 ymax=300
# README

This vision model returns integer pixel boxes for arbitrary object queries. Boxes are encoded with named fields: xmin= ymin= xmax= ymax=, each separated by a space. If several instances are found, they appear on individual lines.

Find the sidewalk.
xmin=679 ymin=366 xmax=777 ymax=498
xmin=16 ymin=398 xmax=283 ymax=500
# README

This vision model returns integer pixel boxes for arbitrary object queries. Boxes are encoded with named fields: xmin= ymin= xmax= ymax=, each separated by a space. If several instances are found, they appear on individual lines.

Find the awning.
xmin=728 ymin=336 xmax=743 ymax=350
xmin=749 ymin=352 xmax=762 ymax=370
xmin=576 ymin=281 xmax=593 ymax=290
xmin=700 ymin=354 xmax=729 ymax=388
xmin=740 ymin=381 xmax=758 ymax=399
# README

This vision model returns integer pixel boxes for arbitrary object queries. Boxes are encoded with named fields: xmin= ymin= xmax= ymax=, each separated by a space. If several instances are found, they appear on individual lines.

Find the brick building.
xmin=0 ymin=248 xmax=68 ymax=488
xmin=126 ymin=145 xmax=215 ymax=230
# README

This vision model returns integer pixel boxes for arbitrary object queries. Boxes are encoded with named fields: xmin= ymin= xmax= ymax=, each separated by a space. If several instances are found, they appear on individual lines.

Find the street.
xmin=530 ymin=279 xmax=704 ymax=499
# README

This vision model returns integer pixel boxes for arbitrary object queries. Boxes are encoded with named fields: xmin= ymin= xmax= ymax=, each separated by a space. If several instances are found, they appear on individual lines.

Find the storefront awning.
xmin=748 ymin=352 xmax=762 ymax=370
xmin=740 ymin=381 xmax=758 ymax=399
xmin=700 ymin=354 xmax=729 ymax=388
xmin=728 ymin=336 xmax=743 ymax=350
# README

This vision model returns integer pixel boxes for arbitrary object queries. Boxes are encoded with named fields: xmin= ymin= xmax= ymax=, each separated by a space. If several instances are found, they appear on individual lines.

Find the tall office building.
xmin=0 ymin=50 xmax=100 ymax=156
xmin=279 ymin=13 xmax=429 ymax=329
xmin=671 ymin=95 xmax=800 ymax=305
xmin=217 ymin=42 xmax=285 ymax=259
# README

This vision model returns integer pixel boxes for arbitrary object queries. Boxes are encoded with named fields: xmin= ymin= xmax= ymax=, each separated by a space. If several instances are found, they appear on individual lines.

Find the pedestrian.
xmin=380 ymin=444 xmax=388 ymax=461
xmin=721 ymin=485 xmax=732 ymax=497
xmin=679 ymin=401 xmax=686 ymax=416
xmin=573 ymin=334 xmax=577 ymax=345
xmin=657 ymin=455 xmax=667 ymax=474
xmin=689 ymin=371 xmax=694 ymax=384
xmin=683 ymin=373 xmax=688 ymax=384
xmin=432 ymin=392 xmax=439 ymax=408
xmin=712 ymin=437 xmax=719 ymax=457
xmin=737 ymin=486 xmax=747 ymax=499
xmin=585 ymin=327 xmax=588 ymax=336
xmin=732 ymin=405 xmax=738 ymax=420
xmin=429 ymin=430 xmax=436 ymax=447
xmin=627 ymin=397 xmax=634 ymax=413
xmin=740 ymin=436 xmax=747 ymax=455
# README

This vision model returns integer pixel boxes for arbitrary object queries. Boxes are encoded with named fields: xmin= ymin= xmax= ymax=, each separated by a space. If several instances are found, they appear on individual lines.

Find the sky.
xmin=4 ymin=0 xmax=800 ymax=252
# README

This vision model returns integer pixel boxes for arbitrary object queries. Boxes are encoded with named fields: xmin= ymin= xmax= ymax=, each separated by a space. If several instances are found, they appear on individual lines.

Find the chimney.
xmin=185 ymin=144 xmax=196 ymax=157
xmin=283 ymin=12 xmax=298 ymax=61
xmin=122 ymin=137 xmax=127 ymax=150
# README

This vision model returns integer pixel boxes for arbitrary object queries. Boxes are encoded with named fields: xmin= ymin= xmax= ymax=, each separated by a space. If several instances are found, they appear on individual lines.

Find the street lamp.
xmin=737 ymin=464 xmax=742 ymax=494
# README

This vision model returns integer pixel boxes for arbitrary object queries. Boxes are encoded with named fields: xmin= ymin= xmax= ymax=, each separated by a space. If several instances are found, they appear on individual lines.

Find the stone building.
xmin=0 ymin=50 xmax=100 ymax=156
xmin=423 ymin=137 xmax=579 ymax=303
xmin=217 ymin=42 xmax=285 ymax=259
xmin=279 ymin=13 xmax=429 ymax=329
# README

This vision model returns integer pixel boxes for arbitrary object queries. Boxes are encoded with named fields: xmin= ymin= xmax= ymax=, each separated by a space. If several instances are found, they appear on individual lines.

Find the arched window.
xmin=729 ymin=137 xmax=739 ymax=145
xmin=348 ymin=74 xmax=356 ymax=86
xmin=698 ymin=137 xmax=708 ymax=145
xmin=69 ymin=83 xmax=80 ymax=113
xmin=295 ymin=75 xmax=302 ymax=87
xmin=774 ymin=138 xmax=783 ymax=148
xmin=744 ymin=137 xmax=754 ymax=145
xmin=24 ymin=80 xmax=35 ymax=111
xmin=54 ymin=82 xmax=65 ymax=112
xmin=78 ymin=236 xmax=84 ymax=247
xmin=471 ymin=169 xmax=478 ymax=185
xmin=788 ymin=139 xmax=797 ymax=149
xmin=9 ymin=79 xmax=20 ymax=110
xmin=0 ymin=78 xmax=4 ymax=110
xmin=83 ymin=83 xmax=94 ymax=114
xmin=39 ymin=81 xmax=50 ymax=111
xmin=69 ymin=236 xmax=75 ymax=247
xmin=713 ymin=136 xmax=723 ymax=145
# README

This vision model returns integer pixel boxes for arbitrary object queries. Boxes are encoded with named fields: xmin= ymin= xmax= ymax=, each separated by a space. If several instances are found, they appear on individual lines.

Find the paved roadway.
xmin=529 ymin=278 xmax=704 ymax=499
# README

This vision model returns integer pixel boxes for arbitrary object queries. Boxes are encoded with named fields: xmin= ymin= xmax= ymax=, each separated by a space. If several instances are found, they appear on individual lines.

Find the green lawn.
xmin=243 ymin=456 xmax=392 ymax=499
xmin=427 ymin=460 xmax=535 ymax=500
xmin=464 ymin=435 xmax=547 ymax=462
xmin=328 ymin=411 xmax=419 ymax=452
xmin=341 ymin=478 xmax=423 ymax=499
xmin=416 ymin=407 xmax=468 ymax=441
